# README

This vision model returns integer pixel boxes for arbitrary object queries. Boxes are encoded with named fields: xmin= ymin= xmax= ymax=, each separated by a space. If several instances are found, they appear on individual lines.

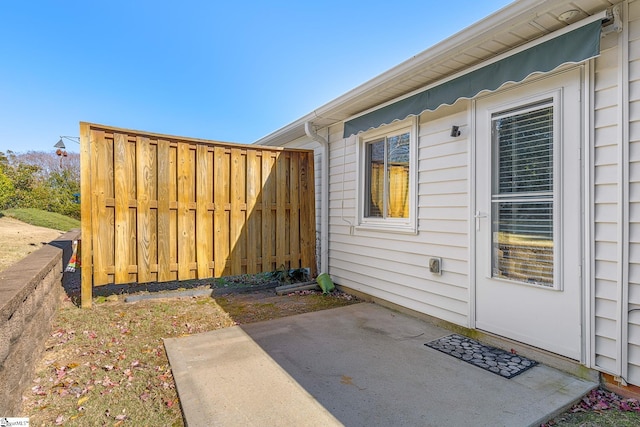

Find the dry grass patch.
xmin=21 ymin=289 xmax=359 ymax=426
xmin=0 ymin=216 xmax=63 ymax=272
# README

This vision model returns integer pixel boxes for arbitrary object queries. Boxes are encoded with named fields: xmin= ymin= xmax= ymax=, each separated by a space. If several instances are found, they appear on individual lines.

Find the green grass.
xmin=1 ymin=208 xmax=80 ymax=231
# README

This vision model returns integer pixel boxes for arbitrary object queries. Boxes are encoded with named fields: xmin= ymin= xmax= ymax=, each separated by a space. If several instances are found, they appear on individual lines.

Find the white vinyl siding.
xmin=591 ymin=0 xmax=640 ymax=384
xmin=325 ymin=104 xmax=470 ymax=326
xmin=593 ymin=25 xmax=622 ymax=375
xmin=627 ymin=0 xmax=640 ymax=385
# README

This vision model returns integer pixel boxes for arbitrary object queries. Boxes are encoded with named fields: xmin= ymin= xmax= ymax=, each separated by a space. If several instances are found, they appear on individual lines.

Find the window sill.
xmin=355 ymin=222 xmax=418 ymax=235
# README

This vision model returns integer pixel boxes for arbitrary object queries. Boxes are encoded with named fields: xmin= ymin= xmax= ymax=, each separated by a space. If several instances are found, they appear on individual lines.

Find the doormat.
xmin=424 ymin=334 xmax=537 ymax=379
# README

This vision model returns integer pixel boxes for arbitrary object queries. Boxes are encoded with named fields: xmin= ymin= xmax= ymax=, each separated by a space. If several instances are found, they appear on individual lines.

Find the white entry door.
xmin=475 ymin=68 xmax=583 ymax=360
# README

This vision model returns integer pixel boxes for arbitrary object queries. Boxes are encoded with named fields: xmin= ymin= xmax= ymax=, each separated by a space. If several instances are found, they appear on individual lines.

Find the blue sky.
xmin=0 ymin=0 xmax=513 ymax=154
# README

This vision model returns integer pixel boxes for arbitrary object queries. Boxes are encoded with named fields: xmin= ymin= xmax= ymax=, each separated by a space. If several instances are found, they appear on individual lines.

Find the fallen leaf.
xmin=32 ymin=385 xmax=47 ymax=396
xmin=77 ymin=396 xmax=89 ymax=406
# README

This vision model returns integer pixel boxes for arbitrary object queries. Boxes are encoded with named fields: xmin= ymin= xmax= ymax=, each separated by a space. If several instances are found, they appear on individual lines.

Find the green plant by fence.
xmin=80 ymin=123 xmax=316 ymax=307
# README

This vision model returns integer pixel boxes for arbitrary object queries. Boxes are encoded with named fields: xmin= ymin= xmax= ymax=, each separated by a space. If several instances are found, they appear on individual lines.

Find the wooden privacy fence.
xmin=80 ymin=122 xmax=316 ymax=307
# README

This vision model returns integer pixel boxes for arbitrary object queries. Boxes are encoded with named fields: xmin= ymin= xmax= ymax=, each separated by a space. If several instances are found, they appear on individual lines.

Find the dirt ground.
xmin=21 ymin=279 xmax=358 ymax=426
xmin=0 ymin=216 xmax=64 ymax=272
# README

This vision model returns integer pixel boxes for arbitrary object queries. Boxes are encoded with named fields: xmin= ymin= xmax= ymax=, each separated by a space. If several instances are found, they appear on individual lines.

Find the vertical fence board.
xmin=290 ymin=152 xmax=300 ymax=269
xmin=114 ymin=133 xmax=132 ymax=283
xmin=177 ymin=144 xmax=191 ymax=280
xmin=214 ymin=147 xmax=228 ymax=276
xmin=136 ymin=136 xmax=152 ymax=283
xmin=103 ymin=137 xmax=116 ymax=284
xmin=90 ymin=131 xmax=107 ymax=286
xmin=169 ymin=145 xmax=178 ymax=279
xmin=149 ymin=143 xmax=158 ymax=282
xmin=246 ymin=150 xmax=260 ymax=274
xmin=276 ymin=152 xmax=287 ymax=269
xmin=81 ymin=123 xmax=316 ymax=303
xmin=230 ymin=148 xmax=244 ymax=275
xmin=80 ymin=123 xmax=93 ymax=307
xmin=261 ymin=152 xmax=274 ymax=272
xmin=196 ymin=145 xmax=212 ymax=278
xmin=156 ymin=139 xmax=172 ymax=282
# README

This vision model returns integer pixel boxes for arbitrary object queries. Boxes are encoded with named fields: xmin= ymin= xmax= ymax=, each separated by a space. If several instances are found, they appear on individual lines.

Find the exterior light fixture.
xmin=54 ymin=138 xmax=72 ymax=166
xmin=558 ymin=10 xmax=580 ymax=22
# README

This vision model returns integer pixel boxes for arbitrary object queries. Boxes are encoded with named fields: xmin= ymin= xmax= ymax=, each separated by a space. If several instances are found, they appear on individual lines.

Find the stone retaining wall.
xmin=0 ymin=229 xmax=79 ymax=416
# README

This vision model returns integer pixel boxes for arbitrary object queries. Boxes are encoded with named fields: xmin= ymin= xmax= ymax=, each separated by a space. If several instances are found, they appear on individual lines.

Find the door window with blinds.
xmin=358 ymin=118 xmax=416 ymax=232
xmin=491 ymin=98 xmax=558 ymax=288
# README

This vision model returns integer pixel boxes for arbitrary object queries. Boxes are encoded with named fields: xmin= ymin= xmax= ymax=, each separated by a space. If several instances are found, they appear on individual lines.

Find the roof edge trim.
xmin=343 ymin=11 xmax=606 ymax=138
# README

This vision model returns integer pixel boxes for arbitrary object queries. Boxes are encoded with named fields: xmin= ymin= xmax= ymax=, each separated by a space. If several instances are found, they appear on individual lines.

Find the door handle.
xmin=474 ymin=211 xmax=487 ymax=231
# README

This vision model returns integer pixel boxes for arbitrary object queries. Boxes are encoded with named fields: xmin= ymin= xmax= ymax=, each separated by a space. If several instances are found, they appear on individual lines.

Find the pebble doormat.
xmin=424 ymin=334 xmax=537 ymax=379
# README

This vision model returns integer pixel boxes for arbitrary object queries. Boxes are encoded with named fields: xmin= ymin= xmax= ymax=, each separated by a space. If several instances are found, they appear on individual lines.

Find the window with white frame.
xmin=491 ymin=99 xmax=556 ymax=287
xmin=358 ymin=118 xmax=416 ymax=232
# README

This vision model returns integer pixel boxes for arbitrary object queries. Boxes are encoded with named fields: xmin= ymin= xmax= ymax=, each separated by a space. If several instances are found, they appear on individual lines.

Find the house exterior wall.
xmin=593 ymin=10 xmax=623 ymax=377
xmin=627 ymin=0 xmax=640 ymax=385
xmin=321 ymin=103 xmax=471 ymax=327
xmin=590 ymin=0 xmax=640 ymax=386
xmin=272 ymin=0 xmax=640 ymax=388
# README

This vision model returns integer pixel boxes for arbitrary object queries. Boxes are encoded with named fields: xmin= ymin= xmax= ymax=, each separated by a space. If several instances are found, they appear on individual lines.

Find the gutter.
xmin=304 ymin=121 xmax=329 ymax=275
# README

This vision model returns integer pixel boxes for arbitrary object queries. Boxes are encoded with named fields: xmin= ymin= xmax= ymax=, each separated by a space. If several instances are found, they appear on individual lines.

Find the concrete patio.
xmin=164 ymin=302 xmax=597 ymax=427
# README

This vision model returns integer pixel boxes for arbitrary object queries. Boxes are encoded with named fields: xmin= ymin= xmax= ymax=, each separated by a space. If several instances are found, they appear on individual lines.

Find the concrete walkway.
xmin=164 ymin=303 xmax=597 ymax=427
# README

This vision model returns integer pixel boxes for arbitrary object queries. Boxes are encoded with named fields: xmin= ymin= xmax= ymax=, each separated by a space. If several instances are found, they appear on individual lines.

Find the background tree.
xmin=0 ymin=150 xmax=80 ymax=219
xmin=0 ymin=168 xmax=14 ymax=208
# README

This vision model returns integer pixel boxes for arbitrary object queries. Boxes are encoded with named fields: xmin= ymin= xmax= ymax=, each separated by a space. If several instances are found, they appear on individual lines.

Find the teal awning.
xmin=343 ymin=20 xmax=602 ymax=138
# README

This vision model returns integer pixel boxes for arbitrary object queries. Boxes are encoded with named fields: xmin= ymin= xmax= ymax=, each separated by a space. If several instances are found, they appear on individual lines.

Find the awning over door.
xmin=343 ymin=19 xmax=603 ymax=138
